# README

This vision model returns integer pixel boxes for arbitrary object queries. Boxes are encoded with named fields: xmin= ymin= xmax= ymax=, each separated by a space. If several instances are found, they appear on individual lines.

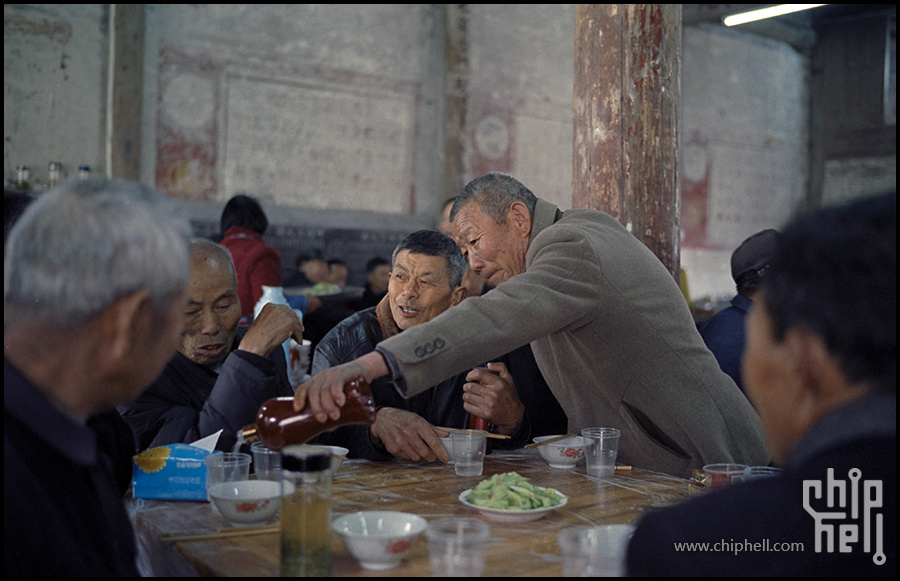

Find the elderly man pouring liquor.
xmin=295 ymin=172 xmax=769 ymax=478
xmin=308 ymin=229 xmax=536 ymax=461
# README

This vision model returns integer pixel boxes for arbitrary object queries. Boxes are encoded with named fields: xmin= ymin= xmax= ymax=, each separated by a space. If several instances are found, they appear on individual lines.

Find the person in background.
xmin=4 ymin=189 xmax=35 ymax=251
xmin=310 ymin=229 xmax=530 ymax=461
xmin=295 ymin=172 xmax=768 ymax=478
xmin=283 ymin=249 xmax=329 ymax=288
xmin=627 ymin=192 xmax=895 ymax=576
xmin=327 ymin=258 xmax=349 ymax=287
xmin=118 ymin=239 xmax=303 ymax=453
xmin=699 ymin=228 xmax=780 ymax=397
xmin=218 ymin=194 xmax=282 ymax=325
xmin=4 ymin=179 xmax=192 ymax=576
xmin=352 ymin=256 xmax=391 ymax=311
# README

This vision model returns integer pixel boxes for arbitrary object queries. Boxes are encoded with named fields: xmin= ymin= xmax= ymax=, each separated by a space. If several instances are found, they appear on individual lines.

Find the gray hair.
xmin=4 ymin=178 xmax=192 ymax=329
xmin=450 ymin=172 xmax=538 ymax=225
xmin=391 ymin=229 xmax=468 ymax=288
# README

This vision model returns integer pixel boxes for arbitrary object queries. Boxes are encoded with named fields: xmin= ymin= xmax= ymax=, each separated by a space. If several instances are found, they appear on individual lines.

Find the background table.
xmin=129 ymin=448 xmax=695 ymax=576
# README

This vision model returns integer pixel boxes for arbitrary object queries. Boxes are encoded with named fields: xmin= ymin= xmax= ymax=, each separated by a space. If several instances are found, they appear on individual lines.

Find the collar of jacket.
xmin=221 ymin=226 xmax=262 ymax=241
xmin=530 ymin=198 xmax=564 ymax=245
xmin=375 ymin=294 xmax=402 ymax=340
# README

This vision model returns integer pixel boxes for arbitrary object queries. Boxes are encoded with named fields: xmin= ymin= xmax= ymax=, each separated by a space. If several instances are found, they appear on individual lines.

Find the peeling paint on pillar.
xmin=573 ymin=4 xmax=681 ymax=279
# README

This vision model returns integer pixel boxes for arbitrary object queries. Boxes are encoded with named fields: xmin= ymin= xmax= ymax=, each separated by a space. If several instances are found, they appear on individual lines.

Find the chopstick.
xmin=161 ymin=524 xmax=280 ymax=543
xmin=434 ymin=427 xmax=511 ymax=440
xmin=524 ymin=433 xmax=578 ymax=449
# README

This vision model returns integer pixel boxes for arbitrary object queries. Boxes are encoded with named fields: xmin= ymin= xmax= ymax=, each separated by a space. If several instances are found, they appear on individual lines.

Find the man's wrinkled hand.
xmin=238 ymin=302 xmax=303 ymax=357
xmin=370 ymin=407 xmax=450 ymax=463
xmin=462 ymin=362 xmax=524 ymax=435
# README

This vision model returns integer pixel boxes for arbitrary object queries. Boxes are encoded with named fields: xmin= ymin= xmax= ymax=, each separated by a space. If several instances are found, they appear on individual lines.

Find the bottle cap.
xmin=281 ymin=444 xmax=332 ymax=472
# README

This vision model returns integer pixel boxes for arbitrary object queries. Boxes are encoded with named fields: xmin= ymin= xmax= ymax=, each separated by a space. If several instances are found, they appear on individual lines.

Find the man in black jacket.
xmin=310 ymin=230 xmax=558 ymax=461
xmin=119 ymin=238 xmax=304 ymax=452
xmin=627 ymin=192 xmax=896 ymax=576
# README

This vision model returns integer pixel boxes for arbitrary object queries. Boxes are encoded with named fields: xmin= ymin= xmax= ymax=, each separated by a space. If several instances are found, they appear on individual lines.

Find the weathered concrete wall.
xmin=6 ymin=5 xmax=890 ymax=297
xmin=4 ymin=4 xmax=108 ymax=187
xmin=680 ymin=23 xmax=807 ymax=300
xmin=467 ymin=4 xmax=576 ymax=211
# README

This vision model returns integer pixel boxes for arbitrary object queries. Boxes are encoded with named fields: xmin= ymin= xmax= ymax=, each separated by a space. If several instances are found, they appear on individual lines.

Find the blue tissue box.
xmin=132 ymin=443 xmax=210 ymax=501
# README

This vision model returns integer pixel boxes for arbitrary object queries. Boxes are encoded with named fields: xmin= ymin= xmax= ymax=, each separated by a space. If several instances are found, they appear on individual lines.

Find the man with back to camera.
xmin=119 ymin=238 xmax=303 ymax=453
xmin=295 ymin=172 xmax=769 ymax=478
xmin=4 ymin=178 xmax=192 ymax=576
xmin=309 ymin=229 xmax=534 ymax=461
xmin=627 ymin=192 xmax=896 ymax=576
xmin=699 ymin=228 xmax=780 ymax=397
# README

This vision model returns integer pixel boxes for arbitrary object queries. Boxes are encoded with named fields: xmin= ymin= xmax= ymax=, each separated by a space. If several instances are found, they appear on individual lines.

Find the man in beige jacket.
xmin=295 ymin=173 xmax=768 ymax=477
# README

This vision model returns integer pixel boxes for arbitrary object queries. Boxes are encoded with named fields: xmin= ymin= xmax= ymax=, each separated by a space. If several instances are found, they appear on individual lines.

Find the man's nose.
xmin=468 ymin=252 xmax=486 ymax=272
xmin=199 ymin=309 xmax=221 ymax=334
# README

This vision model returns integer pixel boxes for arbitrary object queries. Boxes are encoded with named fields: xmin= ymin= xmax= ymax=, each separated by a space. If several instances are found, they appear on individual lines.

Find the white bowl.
xmin=438 ymin=437 xmax=454 ymax=463
xmin=319 ymin=445 xmax=349 ymax=471
xmin=208 ymin=479 xmax=286 ymax=525
xmin=332 ymin=511 xmax=428 ymax=570
xmin=532 ymin=435 xmax=586 ymax=469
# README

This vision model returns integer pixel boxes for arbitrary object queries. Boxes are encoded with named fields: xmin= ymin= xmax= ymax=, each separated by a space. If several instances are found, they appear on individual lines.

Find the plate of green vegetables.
xmin=459 ymin=472 xmax=568 ymax=523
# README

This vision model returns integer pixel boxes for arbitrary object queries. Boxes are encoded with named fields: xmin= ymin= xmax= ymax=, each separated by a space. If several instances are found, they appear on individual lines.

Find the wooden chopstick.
xmin=161 ymin=524 xmax=280 ymax=543
xmin=524 ymin=432 xmax=578 ymax=449
xmin=434 ymin=427 xmax=511 ymax=440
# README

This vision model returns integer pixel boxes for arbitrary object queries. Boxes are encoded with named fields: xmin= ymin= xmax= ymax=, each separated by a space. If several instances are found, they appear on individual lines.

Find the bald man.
xmin=119 ymin=239 xmax=304 ymax=452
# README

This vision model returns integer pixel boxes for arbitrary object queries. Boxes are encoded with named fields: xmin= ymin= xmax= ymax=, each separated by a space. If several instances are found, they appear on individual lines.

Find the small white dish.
xmin=208 ymin=480 xmax=287 ymax=525
xmin=532 ymin=435 xmax=586 ymax=469
xmin=332 ymin=510 xmax=428 ymax=570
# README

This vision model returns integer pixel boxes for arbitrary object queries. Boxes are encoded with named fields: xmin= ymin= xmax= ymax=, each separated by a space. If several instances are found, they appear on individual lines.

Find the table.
xmin=129 ymin=449 xmax=696 ymax=576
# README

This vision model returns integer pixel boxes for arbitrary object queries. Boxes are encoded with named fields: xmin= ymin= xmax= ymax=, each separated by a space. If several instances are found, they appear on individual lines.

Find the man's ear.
xmin=784 ymin=327 xmax=860 ymax=429
xmin=508 ymin=201 xmax=532 ymax=235
xmin=450 ymin=285 xmax=468 ymax=307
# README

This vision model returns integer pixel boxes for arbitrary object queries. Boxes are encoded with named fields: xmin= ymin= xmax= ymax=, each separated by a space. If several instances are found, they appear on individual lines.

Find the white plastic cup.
xmin=581 ymin=427 xmax=621 ymax=479
xmin=451 ymin=430 xmax=487 ymax=476
xmin=251 ymin=441 xmax=282 ymax=481
xmin=558 ymin=524 xmax=634 ymax=576
xmin=426 ymin=517 xmax=491 ymax=576
xmin=204 ymin=452 xmax=251 ymax=505
xmin=732 ymin=465 xmax=781 ymax=483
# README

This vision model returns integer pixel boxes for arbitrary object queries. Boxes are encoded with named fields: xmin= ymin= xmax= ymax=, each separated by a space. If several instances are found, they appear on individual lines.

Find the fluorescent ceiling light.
xmin=723 ymin=4 xmax=826 ymax=27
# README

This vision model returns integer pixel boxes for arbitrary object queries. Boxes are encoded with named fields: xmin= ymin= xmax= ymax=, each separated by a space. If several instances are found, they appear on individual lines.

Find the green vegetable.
xmin=466 ymin=472 xmax=562 ymax=510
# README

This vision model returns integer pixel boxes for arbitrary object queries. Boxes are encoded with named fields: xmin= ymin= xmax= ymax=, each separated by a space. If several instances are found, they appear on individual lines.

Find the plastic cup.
xmin=451 ymin=430 xmax=487 ymax=476
xmin=426 ymin=517 xmax=491 ymax=576
xmin=558 ymin=524 xmax=634 ymax=576
xmin=204 ymin=452 xmax=251 ymax=505
xmin=251 ymin=441 xmax=282 ymax=481
xmin=581 ymin=427 xmax=621 ymax=479
xmin=703 ymin=463 xmax=749 ymax=488
xmin=732 ymin=465 xmax=782 ymax=483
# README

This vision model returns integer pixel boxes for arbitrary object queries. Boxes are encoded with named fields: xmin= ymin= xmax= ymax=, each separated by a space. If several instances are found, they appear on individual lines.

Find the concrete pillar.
xmin=108 ymin=4 xmax=144 ymax=180
xmin=443 ymin=4 xmax=471 ymax=202
xmin=573 ymin=4 xmax=682 ymax=278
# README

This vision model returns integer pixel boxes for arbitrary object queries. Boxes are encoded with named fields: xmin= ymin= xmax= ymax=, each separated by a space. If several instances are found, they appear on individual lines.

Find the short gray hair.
xmin=450 ymin=172 xmax=538 ymax=225
xmin=391 ymin=229 xmax=468 ymax=288
xmin=4 ymin=178 xmax=192 ymax=329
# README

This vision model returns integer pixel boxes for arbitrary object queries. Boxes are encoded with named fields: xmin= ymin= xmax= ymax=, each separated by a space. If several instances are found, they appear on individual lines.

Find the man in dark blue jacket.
xmin=119 ymin=239 xmax=303 ymax=453
xmin=699 ymin=228 xmax=779 ymax=397
xmin=627 ymin=192 xmax=896 ymax=577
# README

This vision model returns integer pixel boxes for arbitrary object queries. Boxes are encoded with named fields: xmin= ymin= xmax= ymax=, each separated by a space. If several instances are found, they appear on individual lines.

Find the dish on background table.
xmin=458 ymin=489 xmax=568 ymax=523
